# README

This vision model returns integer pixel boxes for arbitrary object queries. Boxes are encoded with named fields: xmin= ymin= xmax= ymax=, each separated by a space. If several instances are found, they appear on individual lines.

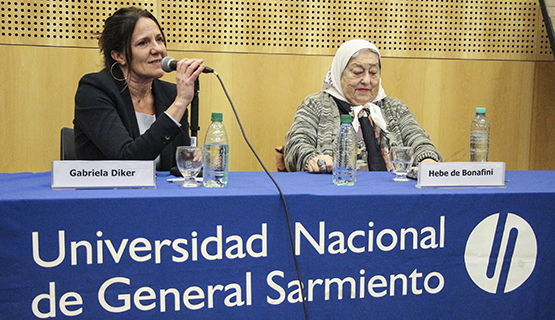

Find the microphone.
xmin=161 ymin=56 xmax=214 ymax=74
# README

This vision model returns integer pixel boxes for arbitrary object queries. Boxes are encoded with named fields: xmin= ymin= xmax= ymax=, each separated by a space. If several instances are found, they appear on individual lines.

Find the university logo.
xmin=464 ymin=213 xmax=537 ymax=294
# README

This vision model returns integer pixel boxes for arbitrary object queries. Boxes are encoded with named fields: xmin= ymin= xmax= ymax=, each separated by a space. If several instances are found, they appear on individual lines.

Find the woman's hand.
xmin=307 ymin=155 xmax=333 ymax=173
xmin=166 ymin=58 xmax=205 ymax=122
xmin=175 ymin=58 xmax=204 ymax=106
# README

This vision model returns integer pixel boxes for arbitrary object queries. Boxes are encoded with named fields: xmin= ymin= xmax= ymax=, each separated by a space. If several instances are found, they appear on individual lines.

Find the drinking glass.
xmin=175 ymin=146 xmax=203 ymax=187
xmin=390 ymin=146 xmax=414 ymax=182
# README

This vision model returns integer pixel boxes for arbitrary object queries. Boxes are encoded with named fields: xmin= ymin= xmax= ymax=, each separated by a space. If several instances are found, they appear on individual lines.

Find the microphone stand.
xmin=190 ymin=78 xmax=200 ymax=146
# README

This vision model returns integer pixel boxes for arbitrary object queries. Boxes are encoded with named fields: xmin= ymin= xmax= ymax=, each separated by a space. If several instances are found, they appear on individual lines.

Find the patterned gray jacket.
xmin=284 ymin=91 xmax=442 ymax=172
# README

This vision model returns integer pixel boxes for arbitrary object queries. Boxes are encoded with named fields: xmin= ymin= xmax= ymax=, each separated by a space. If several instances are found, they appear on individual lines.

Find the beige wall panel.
xmin=0 ymin=43 xmax=549 ymax=173
xmin=0 ymin=44 xmax=102 ymax=173
xmin=531 ymin=61 xmax=555 ymax=170
xmin=376 ymin=58 xmax=535 ymax=170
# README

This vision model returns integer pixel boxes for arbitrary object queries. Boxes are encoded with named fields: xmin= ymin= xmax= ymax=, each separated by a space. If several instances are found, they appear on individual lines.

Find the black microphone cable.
xmin=207 ymin=70 xmax=310 ymax=320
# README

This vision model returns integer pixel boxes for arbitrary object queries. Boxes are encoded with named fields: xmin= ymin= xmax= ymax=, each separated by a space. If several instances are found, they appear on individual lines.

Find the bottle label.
xmin=202 ymin=143 xmax=229 ymax=187
xmin=333 ymin=126 xmax=357 ymax=186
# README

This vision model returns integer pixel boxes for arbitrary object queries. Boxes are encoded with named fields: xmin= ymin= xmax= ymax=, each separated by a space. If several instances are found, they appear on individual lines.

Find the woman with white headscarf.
xmin=284 ymin=39 xmax=441 ymax=173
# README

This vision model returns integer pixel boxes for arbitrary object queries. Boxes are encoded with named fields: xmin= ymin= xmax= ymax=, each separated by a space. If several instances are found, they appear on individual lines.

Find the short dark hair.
xmin=98 ymin=7 xmax=166 ymax=70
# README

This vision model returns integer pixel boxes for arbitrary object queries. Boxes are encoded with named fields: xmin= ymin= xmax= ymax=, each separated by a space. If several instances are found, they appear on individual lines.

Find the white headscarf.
xmin=323 ymin=39 xmax=388 ymax=132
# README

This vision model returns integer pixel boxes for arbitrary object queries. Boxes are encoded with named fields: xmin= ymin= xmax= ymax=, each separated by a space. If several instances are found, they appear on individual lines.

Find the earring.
xmin=110 ymin=61 xmax=126 ymax=81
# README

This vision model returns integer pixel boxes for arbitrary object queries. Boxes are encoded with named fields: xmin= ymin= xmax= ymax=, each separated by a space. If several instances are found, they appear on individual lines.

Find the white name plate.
xmin=51 ymin=161 xmax=156 ymax=190
xmin=416 ymin=162 xmax=506 ymax=188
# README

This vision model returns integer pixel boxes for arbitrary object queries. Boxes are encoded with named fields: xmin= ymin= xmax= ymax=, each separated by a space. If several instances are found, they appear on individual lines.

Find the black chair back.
xmin=60 ymin=127 xmax=76 ymax=160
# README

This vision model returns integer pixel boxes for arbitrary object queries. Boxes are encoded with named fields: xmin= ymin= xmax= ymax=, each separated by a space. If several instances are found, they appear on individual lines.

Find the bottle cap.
xmin=475 ymin=107 xmax=486 ymax=114
xmin=340 ymin=114 xmax=353 ymax=124
xmin=211 ymin=112 xmax=223 ymax=122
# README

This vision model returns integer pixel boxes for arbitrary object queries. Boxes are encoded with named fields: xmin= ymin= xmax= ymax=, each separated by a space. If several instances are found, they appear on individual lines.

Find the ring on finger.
xmin=317 ymin=159 xmax=326 ymax=171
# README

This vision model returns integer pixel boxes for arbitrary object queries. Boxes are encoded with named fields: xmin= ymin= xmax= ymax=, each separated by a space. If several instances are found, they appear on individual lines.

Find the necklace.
xmin=129 ymin=84 xmax=154 ymax=115
xmin=131 ymin=86 xmax=152 ymax=104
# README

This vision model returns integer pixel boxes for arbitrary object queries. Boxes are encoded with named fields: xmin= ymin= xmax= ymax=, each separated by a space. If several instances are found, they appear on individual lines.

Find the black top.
xmin=73 ymin=69 xmax=191 ymax=171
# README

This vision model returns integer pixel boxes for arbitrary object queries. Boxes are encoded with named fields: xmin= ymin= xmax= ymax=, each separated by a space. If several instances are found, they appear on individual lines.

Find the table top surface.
xmin=1 ymin=170 xmax=554 ymax=201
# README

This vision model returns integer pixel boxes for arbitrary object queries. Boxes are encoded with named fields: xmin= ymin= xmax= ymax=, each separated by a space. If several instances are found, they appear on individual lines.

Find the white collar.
xmin=351 ymin=103 xmax=388 ymax=133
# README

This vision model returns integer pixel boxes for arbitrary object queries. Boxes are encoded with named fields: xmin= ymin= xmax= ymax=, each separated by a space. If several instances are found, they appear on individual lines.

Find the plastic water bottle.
xmin=202 ymin=112 xmax=229 ymax=187
xmin=470 ymin=107 xmax=490 ymax=162
xmin=333 ymin=114 xmax=357 ymax=186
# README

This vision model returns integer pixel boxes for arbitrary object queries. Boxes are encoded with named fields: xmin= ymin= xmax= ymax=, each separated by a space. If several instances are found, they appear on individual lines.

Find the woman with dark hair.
xmin=73 ymin=7 xmax=207 ymax=170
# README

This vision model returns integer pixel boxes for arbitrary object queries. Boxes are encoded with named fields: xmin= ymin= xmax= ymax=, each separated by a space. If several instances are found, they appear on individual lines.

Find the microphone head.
xmin=202 ymin=66 xmax=214 ymax=74
xmin=161 ymin=56 xmax=175 ymax=73
xmin=161 ymin=56 xmax=214 ymax=74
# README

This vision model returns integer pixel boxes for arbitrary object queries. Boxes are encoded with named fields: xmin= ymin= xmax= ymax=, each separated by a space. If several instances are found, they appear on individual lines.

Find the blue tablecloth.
xmin=1 ymin=171 xmax=554 ymax=319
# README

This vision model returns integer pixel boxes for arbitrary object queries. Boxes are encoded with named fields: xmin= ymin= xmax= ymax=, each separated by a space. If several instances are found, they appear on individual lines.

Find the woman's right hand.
xmin=307 ymin=155 xmax=333 ymax=173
